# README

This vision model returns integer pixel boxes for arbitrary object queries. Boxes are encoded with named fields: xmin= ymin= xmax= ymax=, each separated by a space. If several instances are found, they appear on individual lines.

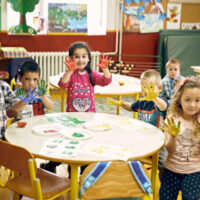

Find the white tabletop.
xmin=49 ymin=73 xmax=141 ymax=96
xmin=5 ymin=112 xmax=164 ymax=165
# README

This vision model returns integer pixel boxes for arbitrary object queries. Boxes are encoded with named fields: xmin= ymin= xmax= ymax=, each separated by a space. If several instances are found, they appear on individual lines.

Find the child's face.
xmin=19 ymin=72 xmax=40 ymax=92
xmin=141 ymin=78 xmax=161 ymax=97
xmin=72 ymin=48 xmax=89 ymax=71
xmin=166 ymin=63 xmax=180 ymax=79
xmin=180 ymin=87 xmax=200 ymax=120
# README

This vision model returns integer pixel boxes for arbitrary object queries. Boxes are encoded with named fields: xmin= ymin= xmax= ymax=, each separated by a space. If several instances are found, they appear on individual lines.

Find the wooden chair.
xmin=0 ymin=140 xmax=70 ymax=200
xmin=79 ymin=161 xmax=152 ymax=200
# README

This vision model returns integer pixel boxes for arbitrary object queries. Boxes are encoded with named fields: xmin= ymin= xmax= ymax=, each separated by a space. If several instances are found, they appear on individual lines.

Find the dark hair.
xmin=18 ymin=61 xmax=40 ymax=77
xmin=68 ymin=41 xmax=94 ymax=86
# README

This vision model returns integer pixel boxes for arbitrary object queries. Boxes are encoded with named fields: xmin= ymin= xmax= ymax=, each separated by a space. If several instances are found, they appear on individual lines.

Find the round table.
xmin=49 ymin=73 xmax=141 ymax=118
xmin=5 ymin=112 xmax=164 ymax=200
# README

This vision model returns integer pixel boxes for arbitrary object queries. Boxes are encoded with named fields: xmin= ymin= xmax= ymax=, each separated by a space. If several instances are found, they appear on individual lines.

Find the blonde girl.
xmin=160 ymin=76 xmax=200 ymax=200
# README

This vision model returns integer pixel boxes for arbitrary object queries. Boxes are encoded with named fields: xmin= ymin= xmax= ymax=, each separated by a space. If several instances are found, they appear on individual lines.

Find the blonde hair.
xmin=168 ymin=76 xmax=200 ymax=136
xmin=165 ymin=58 xmax=180 ymax=69
xmin=140 ymin=69 xmax=162 ymax=86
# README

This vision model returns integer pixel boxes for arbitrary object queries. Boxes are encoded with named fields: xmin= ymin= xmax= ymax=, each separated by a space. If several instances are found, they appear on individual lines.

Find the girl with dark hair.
xmin=58 ymin=41 xmax=112 ymax=112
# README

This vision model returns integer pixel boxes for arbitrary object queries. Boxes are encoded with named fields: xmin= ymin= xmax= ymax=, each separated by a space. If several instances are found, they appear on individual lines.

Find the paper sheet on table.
xmin=39 ymin=138 xmax=82 ymax=158
xmin=110 ymin=117 xmax=152 ymax=131
xmin=45 ymin=113 xmax=85 ymax=127
xmin=82 ymin=142 xmax=134 ymax=161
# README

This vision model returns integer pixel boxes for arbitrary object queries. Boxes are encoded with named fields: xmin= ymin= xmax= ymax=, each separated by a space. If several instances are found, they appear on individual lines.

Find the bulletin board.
xmin=123 ymin=0 xmax=200 ymax=31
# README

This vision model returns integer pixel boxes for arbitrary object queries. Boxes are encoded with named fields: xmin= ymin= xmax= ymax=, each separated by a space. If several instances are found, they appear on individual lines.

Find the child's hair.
xmin=165 ymin=58 xmax=180 ymax=69
xmin=68 ymin=41 xmax=94 ymax=86
xmin=18 ymin=61 xmax=40 ymax=77
xmin=169 ymin=76 xmax=200 ymax=136
xmin=140 ymin=69 xmax=162 ymax=86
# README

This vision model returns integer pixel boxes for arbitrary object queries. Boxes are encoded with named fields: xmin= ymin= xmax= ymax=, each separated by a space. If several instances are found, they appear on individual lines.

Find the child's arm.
xmin=162 ymin=117 xmax=180 ymax=153
xmin=37 ymin=80 xmax=54 ymax=110
xmin=154 ymin=96 xmax=168 ymax=111
xmin=60 ymin=56 xmax=78 ymax=84
xmin=96 ymin=54 xmax=111 ymax=79
xmin=106 ymin=98 xmax=132 ymax=111
xmin=40 ymin=94 xmax=54 ymax=110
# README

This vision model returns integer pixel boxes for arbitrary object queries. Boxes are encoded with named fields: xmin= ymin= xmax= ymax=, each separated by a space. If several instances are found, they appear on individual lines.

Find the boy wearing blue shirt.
xmin=107 ymin=69 xmax=169 ymax=177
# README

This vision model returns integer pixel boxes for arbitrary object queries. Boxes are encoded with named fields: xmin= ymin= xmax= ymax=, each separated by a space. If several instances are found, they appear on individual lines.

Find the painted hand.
xmin=96 ymin=54 xmax=112 ymax=69
xmin=37 ymin=79 xmax=48 ymax=96
xmin=106 ymin=97 xmax=123 ymax=106
xmin=140 ymin=82 xmax=161 ymax=101
xmin=19 ymin=88 xmax=42 ymax=104
xmin=161 ymin=117 xmax=181 ymax=137
xmin=16 ymin=88 xmax=26 ymax=97
xmin=64 ymin=56 xmax=78 ymax=71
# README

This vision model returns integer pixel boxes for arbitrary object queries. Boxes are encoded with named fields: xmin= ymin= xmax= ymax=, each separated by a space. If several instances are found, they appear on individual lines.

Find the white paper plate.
xmin=60 ymin=128 xmax=93 ymax=140
xmin=32 ymin=123 xmax=65 ymax=136
xmin=83 ymin=121 xmax=112 ymax=131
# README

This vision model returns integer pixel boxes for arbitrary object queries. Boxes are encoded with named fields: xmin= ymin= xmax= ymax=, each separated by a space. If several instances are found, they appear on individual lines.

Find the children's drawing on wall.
xmin=33 ymin=16 xmax=47 ymax=34
xmin=123 ymin=0 xmax=166 ymax=33
xmin=182 ymin=23 xmax=200 ymax=30
xmin=7 ymin=0 xmax=39 ymax=35
xmin=123 ymin=6 xmax=140 ymax=32
xmin=166 ymin=3 xmax=182 ymax=29
xmin=48 ymin=3 xmax=87 ymax=33
xmin=140 ymin=14 xmax=163 ymax=33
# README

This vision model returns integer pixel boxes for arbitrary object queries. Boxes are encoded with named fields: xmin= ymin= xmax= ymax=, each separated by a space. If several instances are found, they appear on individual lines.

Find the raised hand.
xmin=96 ymin=54 xmax=112 ymax=69
xmin=16 ymin=88 xmax=26 ymax=97
xmin=106 ymin=97 xmax=123 ymax=106
xmin=37 ymin=79 xmax=48 ymax=96
xmin=161 ymin=117 xmax=181 ymax=137
xmin=64 ymin=56 xmax=78 ymax=71
xmin=140 ymin=82 xmax=161 ymax=101
xmin=19 ymin=88 xmax=42 ymax=104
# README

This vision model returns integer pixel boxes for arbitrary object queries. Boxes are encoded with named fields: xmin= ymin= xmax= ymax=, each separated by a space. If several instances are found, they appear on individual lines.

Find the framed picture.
xmin=169 ymin=0 xmax=200 ymax=3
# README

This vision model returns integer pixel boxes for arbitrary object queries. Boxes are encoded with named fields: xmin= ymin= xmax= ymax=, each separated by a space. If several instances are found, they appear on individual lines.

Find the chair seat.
xmin=6 ymin=168 xmax=70 ymax=199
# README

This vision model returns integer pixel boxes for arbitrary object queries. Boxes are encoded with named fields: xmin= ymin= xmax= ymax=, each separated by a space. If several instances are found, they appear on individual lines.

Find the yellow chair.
xmin=0 ymin=140 xmax=70 ymax=200
xmin=79 ymin=161 xmax=152 ymax=200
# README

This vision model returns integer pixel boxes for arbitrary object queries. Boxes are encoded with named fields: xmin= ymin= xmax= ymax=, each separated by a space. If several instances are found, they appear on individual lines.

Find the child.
xmin=58 ymin=41 xmax=112 ymax=112
xmin=107 ymin=69 xmax=169 ymax=175
xmin=160 ymin=58 xmax=184 ymax=103
xmin=16 ymin=61 xmax=54 ymax=120
xmin=0 ymin=80 xmax=30 ymax=140
xmin=160 ymin=77 xmax=200 ymax=200
xmin=41 ymin=41 xmax=112 ymax=174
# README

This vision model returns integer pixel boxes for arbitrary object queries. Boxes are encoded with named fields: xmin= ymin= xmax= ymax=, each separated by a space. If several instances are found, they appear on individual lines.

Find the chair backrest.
xmin=0 ymin=140 xmax=35 ymax=175
xmin=8 ymin=57 xmax=34 ymax=82
xmin=80 ymin=161 xmax=150 ymax=200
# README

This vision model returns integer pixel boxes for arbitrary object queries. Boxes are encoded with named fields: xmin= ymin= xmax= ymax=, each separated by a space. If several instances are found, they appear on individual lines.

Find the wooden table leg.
xmin=61 ymin=90 xmax=66 ymax=112
xmin=117 ymin=95 xmax=122 ymax=115
xmin=70 ymin=164 xmax=79 ymax=200
xmin=133 ymin=93 xmax=139 ymax=119
xmin=151 ymin=152 xmax=159 ymax=200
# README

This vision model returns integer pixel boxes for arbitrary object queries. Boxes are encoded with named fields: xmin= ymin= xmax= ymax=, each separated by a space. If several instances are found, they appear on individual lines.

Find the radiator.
xmin=28 ymin=51 xmax=101 ymax=83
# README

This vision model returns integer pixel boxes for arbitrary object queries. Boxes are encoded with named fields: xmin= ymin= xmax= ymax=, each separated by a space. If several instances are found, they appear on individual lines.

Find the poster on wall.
xmin=41 ymin=0 xmax=107 ymax=35
xmin=166 ymin=3 xmax=182 ymax=29
xmin=182 ymin=23 xmax=200 ymax=30
xmin=48 ymin=3 xmax=87 ymax=33
xmin=123 ymin=6 xmax=140 ymax=32
xmin=140 ymin=14 xmax=163 ymax=33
